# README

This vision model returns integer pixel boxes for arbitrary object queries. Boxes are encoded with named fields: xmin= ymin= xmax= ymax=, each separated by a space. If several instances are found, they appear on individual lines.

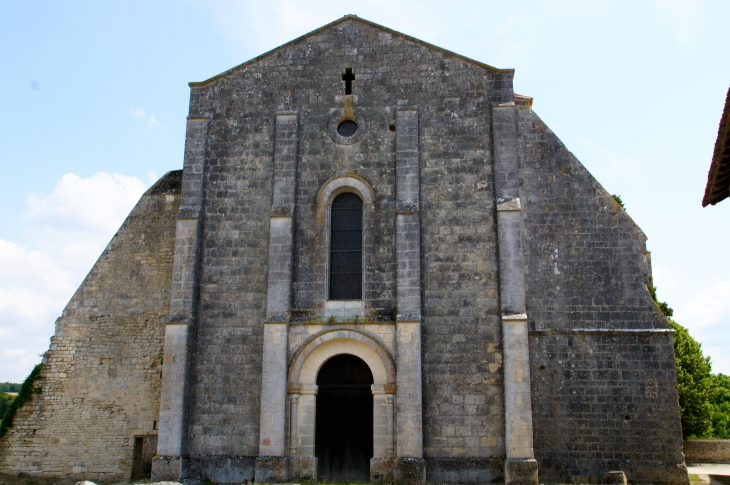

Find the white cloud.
xmin=127 ymin=106 xmax=159 ymax=127
xmin=0 ymin=172 xmax=147 ymax=382
xmin=676 ymin=280 xmax=730 ymax=329
xmin=671 ymin=279 xmax=730 ymax=375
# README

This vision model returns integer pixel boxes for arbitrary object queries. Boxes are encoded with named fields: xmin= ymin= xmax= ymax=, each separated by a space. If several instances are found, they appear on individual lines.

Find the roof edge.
xmin=189 ymin=14 xmax=513 ymax=88
xmin=515 ymin=93 xmax=533 ymax=107
xmin=702 ymin=86 xmax=730 ymax=207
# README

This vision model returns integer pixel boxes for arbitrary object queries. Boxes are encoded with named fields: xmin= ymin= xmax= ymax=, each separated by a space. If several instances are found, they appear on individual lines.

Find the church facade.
xmin=0 ymin=16 xmax=688 ymax=485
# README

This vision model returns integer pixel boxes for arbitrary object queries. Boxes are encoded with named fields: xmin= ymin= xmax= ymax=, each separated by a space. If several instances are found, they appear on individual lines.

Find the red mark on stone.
xmin=262 ymin=438 xmax=271 ymax=446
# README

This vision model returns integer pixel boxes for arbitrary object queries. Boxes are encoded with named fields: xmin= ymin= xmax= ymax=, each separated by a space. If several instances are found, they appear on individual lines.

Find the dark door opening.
xmin=131 ymin=435 xmax=157 ymax=479
xmin=316 ymin=354 xmax=373 ymax=483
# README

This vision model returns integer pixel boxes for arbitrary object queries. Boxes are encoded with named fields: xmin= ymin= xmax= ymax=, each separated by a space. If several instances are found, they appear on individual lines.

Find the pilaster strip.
xmin=259 ymin=112 xmax=299 ymax=458
xmin=265 ymin=112 xmax=299 ymax=319
xmin=157 ymin=116 xmax=208 ymax=458
xmin=395 ymin=107 xmax=424 ymax=459
xmin=492 ymin=103 xmax=537 ymax=467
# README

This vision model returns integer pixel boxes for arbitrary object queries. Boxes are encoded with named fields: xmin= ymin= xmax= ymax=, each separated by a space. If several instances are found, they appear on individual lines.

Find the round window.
xmin=337 ymin=120 xmax=358 ymax=138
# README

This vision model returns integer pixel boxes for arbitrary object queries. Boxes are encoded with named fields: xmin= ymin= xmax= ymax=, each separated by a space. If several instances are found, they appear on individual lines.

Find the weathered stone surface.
xmin=505 ymin=458 xmax=539 ymax=485
xmin=425 ymin=457 xmax=503 ymax=484
xmin=519 ymin=104 xmax=687 ymax=485
xmin=0 ymin=16 xmax=688 ymax=485
xmin=0 ymin=171 xmax=181 ymax=482
xmin=394 ymin=457 xmax=426 ymax=485
xmin=187 ymin=455 xmax=255 ymax=484
xmin=604 ymin=470 xmax=628 ymax=485
xmin=151 ymin=455 xmax=188 ymax=482
xmin=254 ymin=456 xmax=289 ymax=482
xmin=683 ymin=440 xmax=730 ymax=464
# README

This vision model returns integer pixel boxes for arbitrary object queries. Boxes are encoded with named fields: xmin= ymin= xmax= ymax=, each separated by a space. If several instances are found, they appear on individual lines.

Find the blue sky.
xmin=1 ymin=0 xmax=729 ymax=382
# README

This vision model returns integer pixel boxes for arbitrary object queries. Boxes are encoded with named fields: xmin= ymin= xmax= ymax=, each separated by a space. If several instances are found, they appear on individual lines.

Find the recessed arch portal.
xmin=287 ymin=330 xmax=396 ymax=481
xmin=288 ymin=329 xmax=395 ymax=389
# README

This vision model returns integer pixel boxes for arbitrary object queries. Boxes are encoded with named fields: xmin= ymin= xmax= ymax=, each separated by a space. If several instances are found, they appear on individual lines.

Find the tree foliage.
xmin=0 ymin=383 xmax=20 ymax=393
xmin=0 ymin=393 xmax=14 ymax=420
xmin=709 ymin=373 xmax=730 ymax=439
xmin=0 ymin=364 xmax=44 ymax=438
xmin=649 ymin=279 xmax=730 ymax=438
xmin=612 ymin=194 xmax=626 ymax=209
xmin=669 ymin=319 xmax=715 ymax=438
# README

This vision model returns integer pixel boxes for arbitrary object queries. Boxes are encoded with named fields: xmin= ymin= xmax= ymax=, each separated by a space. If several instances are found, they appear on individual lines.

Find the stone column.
xmin=394 ymin=107 xmax=426 ymax=485
xmin=289 ymin=395 xmax=299 ymax=456
xmin=492 ymin=102 xmax=538 ymax=485
xmin=256 ymin=112 xmax=299 ymax=483
xmin=371 ymin=385 xmax=396 ymax=483
xmin=152 ymin=116 xmax=208 ymax=481
xmin=297 ymin=385 xmax=318 ymax=480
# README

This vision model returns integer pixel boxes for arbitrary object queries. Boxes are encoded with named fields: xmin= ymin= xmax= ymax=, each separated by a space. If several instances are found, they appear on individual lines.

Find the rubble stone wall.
xmin=0 ymin=171 xmax=181 ymax=482
xmin=683 ymin=440 xmax=730 ymax=464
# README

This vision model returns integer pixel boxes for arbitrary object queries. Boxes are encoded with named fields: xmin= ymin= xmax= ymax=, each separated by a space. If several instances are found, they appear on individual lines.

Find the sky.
xmin=0 ymin=0 xmax=729 ymax=382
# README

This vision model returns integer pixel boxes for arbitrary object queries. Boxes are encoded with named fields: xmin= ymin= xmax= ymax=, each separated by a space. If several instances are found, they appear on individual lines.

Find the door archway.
xmin=287 ymin=330 xmax=396 ymax=481
xmin=316 ymin=354 xmax=373 ymax=482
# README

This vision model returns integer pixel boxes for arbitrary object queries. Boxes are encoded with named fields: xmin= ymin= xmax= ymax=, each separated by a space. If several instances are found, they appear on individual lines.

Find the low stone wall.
xmin=683 ymin=440 xmax=730 ymax=464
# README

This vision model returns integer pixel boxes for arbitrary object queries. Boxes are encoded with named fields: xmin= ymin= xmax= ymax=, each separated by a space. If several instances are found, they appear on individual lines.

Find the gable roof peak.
xmin=189 ymin=15 xmax=513 ymax=88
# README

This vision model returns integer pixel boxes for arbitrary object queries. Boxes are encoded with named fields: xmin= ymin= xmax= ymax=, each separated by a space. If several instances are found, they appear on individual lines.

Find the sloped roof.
xmin=189 ymin=15 xmax=513 ymax=88
xmin=703 ymin=86 xmax=730 ymax=207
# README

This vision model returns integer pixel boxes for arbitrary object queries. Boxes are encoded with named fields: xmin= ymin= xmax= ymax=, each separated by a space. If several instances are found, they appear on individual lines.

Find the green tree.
xmin=0 ymin=383 xmax=20 ymax=393
xmin=708 ymin=373 xmax=730 ymax=439
xmin=0 ymin=364 xmax=44 ymax=438
xmin=0 ymin=392 xmax=14 ymax=420
xmin=648 ymin=279 xmax=730 ymax=438
xmin=669 ymin=318 xmax=715 ymax=438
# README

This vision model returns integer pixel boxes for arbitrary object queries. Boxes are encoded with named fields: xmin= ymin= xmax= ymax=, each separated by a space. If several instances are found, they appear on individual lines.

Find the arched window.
xmin=329 ymin=193 xmax=363 ymax=300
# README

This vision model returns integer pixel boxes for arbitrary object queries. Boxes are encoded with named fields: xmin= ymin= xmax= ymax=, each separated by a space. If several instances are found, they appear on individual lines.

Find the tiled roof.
xmin=703 ymin=86 xmax=730 ymax=206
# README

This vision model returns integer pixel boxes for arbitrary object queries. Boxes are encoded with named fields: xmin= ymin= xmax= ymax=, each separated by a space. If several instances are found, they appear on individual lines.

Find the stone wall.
xmin=518 ymin=106 xmax=687 ymax=485
xmin=1 ymin=17 xmax=689 ymax=485
xmin=178 ymin=17 xmax=686 ymax=483
xmin=683 ymin=440 xmax=730 ymax=464
xmin=0 ymin=171 xmax=181 ymax=482
xmin=184 ymin=18 xmax=512 ymax=469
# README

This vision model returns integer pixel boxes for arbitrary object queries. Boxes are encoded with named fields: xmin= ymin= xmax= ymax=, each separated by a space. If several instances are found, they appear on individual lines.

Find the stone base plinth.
xmin=255 ymin=456 xmax=289 ymax=483
xmin=151 ymin=455 xmax=188 ymax=481
xmin=505 ymin=458 xmax=538 ymax=485
xmin=299 ymin=456 xmax=317 ymax=480
xmin=425 ymin=457 xmax=503 ymax=483
xmin=370 ymin=457 xmax=394 ymax=483
xmin=287 ymin=457 xmax=300 ymax=482
xmin=394 ymin=457 xmax=426 ymax=485
xmin=604 ymin=470 xmax=628 ymax=485
xmin=188 ymin=455 xmax=255 ymax=483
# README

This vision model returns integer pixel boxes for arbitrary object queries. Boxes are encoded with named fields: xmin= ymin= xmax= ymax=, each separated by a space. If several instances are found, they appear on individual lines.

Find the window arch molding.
xmin=316 ymin=175 xmax=375 ymax=312
xmin=315 ymin=174 xmax=375 ymax=207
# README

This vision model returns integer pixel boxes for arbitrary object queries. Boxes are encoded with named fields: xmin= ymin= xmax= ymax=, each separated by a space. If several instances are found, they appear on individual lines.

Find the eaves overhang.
xmin=703 ymin=86 xmax=730 ymax=207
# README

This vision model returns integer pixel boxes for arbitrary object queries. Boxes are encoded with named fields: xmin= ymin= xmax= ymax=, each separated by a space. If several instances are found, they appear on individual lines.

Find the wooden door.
xmin=315 ymin=354 xmax=373 ymax=482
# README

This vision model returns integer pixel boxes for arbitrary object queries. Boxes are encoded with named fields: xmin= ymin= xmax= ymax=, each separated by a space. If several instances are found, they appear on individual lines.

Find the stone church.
xmin=0 ymin=16 xmax=689 ymax=485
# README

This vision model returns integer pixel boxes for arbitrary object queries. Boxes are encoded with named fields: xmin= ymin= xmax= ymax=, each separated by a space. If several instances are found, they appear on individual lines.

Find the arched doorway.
xmin=315 ymin=354 xmax=373 ymax=482
xmin=287 ymin=331 xmax=396 ymax=481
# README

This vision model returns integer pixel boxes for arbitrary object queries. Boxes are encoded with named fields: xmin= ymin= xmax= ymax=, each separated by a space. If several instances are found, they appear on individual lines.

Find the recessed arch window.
xmin=329 ymin=192 xmax=363 ymax=300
